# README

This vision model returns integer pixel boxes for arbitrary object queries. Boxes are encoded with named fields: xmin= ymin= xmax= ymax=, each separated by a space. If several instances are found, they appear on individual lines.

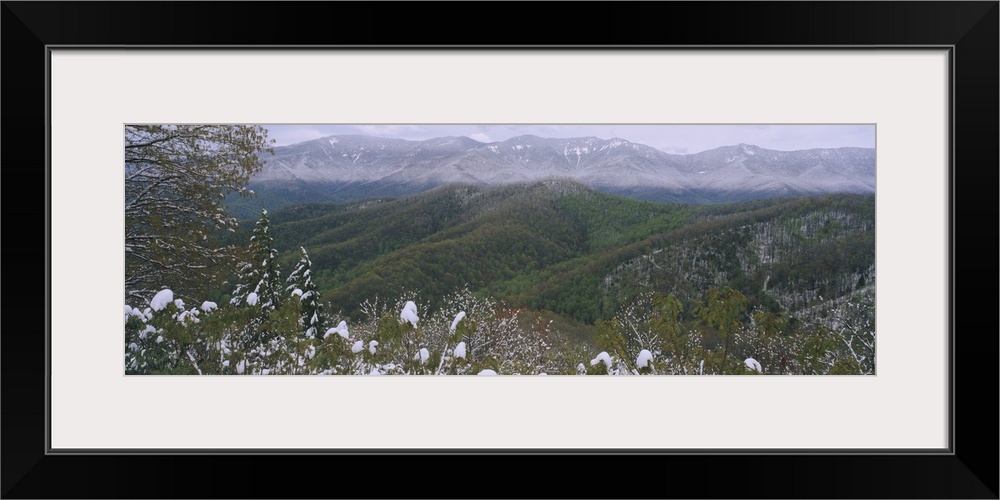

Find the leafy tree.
xmin=648 ymin=292 xmax=699 ymax=374
xmin=589 ymin=291 xmax=706 ymax=375
xmin=125 ymin=125 xmax=273 ymax=304
xmin=695 ymin=287 xmax=749 ymax=374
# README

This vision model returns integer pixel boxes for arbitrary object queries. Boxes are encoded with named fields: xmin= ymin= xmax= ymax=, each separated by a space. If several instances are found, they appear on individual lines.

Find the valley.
xmin=229 ymin=180 xmax=875 ymax=357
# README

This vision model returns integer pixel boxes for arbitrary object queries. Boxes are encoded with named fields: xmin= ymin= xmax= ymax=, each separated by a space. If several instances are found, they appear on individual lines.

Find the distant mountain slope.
xmin=254 ymin=181 xmax=874 ymax=328
xmin=227 ymin=135 xmax=875 ymax=217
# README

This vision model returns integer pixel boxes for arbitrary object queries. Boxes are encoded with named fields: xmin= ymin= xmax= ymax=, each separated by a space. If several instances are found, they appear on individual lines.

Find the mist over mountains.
xmin=235 ymin=134 xmax=875 ymax=216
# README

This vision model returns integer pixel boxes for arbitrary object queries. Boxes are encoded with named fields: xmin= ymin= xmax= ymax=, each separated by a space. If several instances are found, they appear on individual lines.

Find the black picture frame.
xmin=4 ymin=2 xmax=997 ymax=498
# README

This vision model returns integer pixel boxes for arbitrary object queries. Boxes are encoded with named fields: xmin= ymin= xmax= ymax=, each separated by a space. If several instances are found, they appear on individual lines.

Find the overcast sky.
xmin=263 ymin=124 xmax=875 ymax=154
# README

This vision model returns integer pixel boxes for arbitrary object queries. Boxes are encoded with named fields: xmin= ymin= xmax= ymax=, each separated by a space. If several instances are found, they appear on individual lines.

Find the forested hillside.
xmin=125 ymin=126 xmax=875 ymax=376
xmin=246 ymin=181 xmax=873 ymax=330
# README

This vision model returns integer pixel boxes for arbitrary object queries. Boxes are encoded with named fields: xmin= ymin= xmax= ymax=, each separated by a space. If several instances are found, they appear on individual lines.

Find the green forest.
xmin=125 ymin=125 xmax=875 ymax=376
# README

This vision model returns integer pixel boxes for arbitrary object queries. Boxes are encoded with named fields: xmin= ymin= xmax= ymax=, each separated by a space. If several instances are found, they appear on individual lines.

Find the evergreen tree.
xmin=286 ymin=246 xmax=325 ymax=338
xmin=231 ymin=209 xmax=282 ymax=313
xmin=226 ymin=209 xmax=287 ymax=370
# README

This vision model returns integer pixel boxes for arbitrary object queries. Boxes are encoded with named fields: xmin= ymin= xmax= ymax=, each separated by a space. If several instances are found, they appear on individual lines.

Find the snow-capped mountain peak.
xmin=249 ymin=135 xmax=875 ymax=208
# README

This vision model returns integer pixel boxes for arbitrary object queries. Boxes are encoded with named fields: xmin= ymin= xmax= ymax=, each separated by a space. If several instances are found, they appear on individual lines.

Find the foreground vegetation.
xmin=126 ymin=209 xmax=874 ymax=375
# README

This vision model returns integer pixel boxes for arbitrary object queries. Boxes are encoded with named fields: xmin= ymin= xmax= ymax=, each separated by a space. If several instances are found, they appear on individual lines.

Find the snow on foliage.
xmin=139 ymin=325 xmax=155 ymax=340
xmin=176 ymin=309 xmax=199 ymax=324
xmin=369 ymin=367 xmax=381 ymax=376
xmin=124 ymin=305 xmax=146 ymax=321
xmin=477 ymin=369 xmax=498 ymax=376
xmin=324 ymin=320 xmax=350 ymax=340
xmin=450 ymin=311 xmax=466 ymax=331
xmin=400 ymin=301 xmax=419 ymax=328
xmin=291 ymin=288 xmax=303 ymax=297
xmin=150 ymin=289 xmax=174 ymax=311
xmin=590 ymin=351 xmax=613 ymax=368
xmin=636 ymin=349 xmax=654 ymax=368
xmin=126 ymin=271 xmax=874 ymax=375
xmin=127 ymin=286 xmax=572 ymax=375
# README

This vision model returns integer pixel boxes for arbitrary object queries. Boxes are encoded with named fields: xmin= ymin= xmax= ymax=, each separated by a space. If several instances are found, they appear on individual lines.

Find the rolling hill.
xmin=243 ymin=180 xmax=874 ymax=331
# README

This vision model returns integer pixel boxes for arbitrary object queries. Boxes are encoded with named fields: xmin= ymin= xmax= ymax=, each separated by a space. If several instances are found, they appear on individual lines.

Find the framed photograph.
xmin=6 ymin=2 xmax=996 ymax=498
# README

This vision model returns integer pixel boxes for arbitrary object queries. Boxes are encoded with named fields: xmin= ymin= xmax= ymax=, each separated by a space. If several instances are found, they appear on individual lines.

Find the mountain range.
xmin=231 ymin=135 xmax=875 ymax=216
